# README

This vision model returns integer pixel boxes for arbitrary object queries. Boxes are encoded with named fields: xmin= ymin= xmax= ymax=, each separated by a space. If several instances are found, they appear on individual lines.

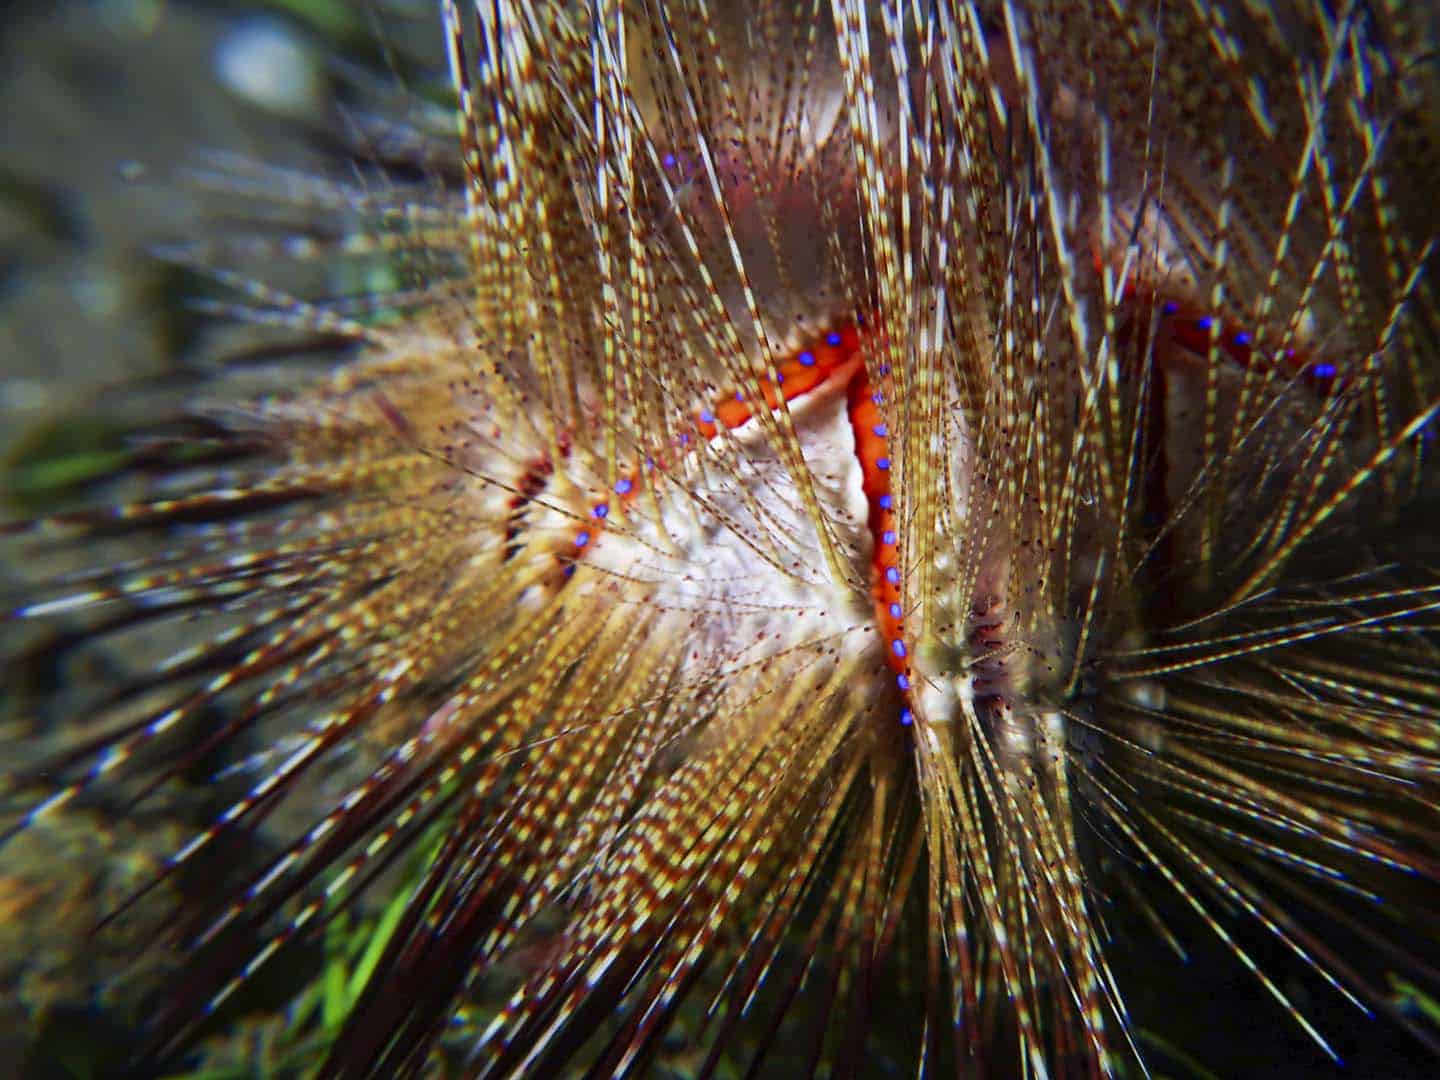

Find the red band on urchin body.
xmin=703 ymin=321 xmax=915 ymax=724
xmin=557 ymin=319 xmax=918 ymax=725
xmin=694 ymin=322 xmax=916 ymax=725
xmin=559 ymin=293 xmax=1347 ymax=721
xmin=845 ymin=370 xmax=914 ymax=723
xmin=1111 ymin=272 xmax=1346 ymax=392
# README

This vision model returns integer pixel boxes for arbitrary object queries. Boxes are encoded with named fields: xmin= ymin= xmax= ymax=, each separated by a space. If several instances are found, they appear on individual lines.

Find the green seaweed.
xmin=1392 ymin=973 xmax=1440 ymax=1027
xmin=256 ymin=0 xmax=368 ymax=46
xmin=2 ymin=413 xmax=133 ymax=512
xmin=159 ymin=817 xmax=452 ymax=1079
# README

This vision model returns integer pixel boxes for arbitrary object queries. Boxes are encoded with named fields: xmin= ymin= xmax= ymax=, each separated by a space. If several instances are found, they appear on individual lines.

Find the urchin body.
xmin=3 ymin=2 xmax=1440 ymax=1078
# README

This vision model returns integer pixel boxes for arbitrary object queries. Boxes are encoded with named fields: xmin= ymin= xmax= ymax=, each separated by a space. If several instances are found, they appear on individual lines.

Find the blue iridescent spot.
xmin=700 ymin=409 xmax=715 ymax=423
xmin=575 ymin=531 xmax=590 ymax=548
xmin=900 ymin=708 xmax=914 ymax=726
xmin=885 ymin=566 xmax=900 ymax=585
xmin=877 ymin=457 xmax=891 ymax=471
xmin=799 ymin=350 xmax=816 ymax=367
xmin=593 ymin=504 xmax=609 ymax=519
xmin=615 ymin=478 xmax=633 ymax=495
xmin=1162 ymin=301 xmax=1179 ymax=315
xmin=889 ymin=602 xmax=902 ymax=619
xmin=897 ymin=674 xmax=910 ymax=691
xmin=873 ymin=423 xmax=888 ymax=438
xmin=1312 ymin=362 xmax=1337 ymax=378
xmin=1233 ymin=331 xmax=1251 ymax=346
xmin=878 ymin=364 xmax=891 ymax=376
xmin=678 ymin=433 xmax=691 ymax=445
xmin=872 ymin=392 xmax=883 ymax=406
xmin=735 ymin=391 xmax=744 ymax=402
xmin=563 ymin=564 xmax=576 ymax=579
xmin=882 ymin=530 xmax=897 ymax=545
xmin=892 ymin=639 xmax=907 ymax=659
xmin=878 ymin=494 xmax=893 ymax=510
xmin=826 ymin=331 xmax=843 ymax=346
xmin=662 ymin=152 xmax=677 ymax=169
xmin=1196 ymin=316 xmax=1215 ymax=332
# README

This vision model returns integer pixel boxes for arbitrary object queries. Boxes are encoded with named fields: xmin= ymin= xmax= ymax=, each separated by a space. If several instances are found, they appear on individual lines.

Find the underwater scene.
xmin=2 ymin=2 xmax=1440 ymax=1077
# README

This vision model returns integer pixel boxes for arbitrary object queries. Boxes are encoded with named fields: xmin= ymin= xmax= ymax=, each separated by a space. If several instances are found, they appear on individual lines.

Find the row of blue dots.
xmin=868 ymin=402 xmax=912 ymax=729
xmin=1159 ymin=304 xmax=1334 ymax=377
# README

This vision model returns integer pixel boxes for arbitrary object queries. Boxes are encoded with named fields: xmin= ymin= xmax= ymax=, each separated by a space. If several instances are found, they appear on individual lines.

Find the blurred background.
xmin=0 ymin=6 xmax=430 ymax=1075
